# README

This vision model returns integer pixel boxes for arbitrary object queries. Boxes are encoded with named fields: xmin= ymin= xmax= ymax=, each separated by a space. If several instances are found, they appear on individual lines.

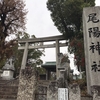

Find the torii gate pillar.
xmin=56 ymin=39 xmax=60 ymax=79
xmin=18 ymin=35 xmax=67 ymax=79
xmin=21 ymin=42 xmax=28 ymax=69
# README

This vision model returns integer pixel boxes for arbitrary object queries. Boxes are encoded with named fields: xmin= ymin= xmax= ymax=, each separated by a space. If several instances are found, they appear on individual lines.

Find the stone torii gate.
xmin=18 ymin=35 xmax=67 ymax=78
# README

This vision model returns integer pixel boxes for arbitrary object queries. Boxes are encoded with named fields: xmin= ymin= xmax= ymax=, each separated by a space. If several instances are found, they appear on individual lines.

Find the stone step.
xmin=0 ymin=79 xmax=19 ymax=86
xmin=38 ymin=80 xmax=50 ymax=85
xmin=0 ymin=76 xmax=19 ymax=85
xmin=0 ymin=94 xmax=17 ymax=99
xmin=0 ymin=91 xmax=17 ymax=95
xmin=0 ymin=87 xmax=18 ymax=93
xmin=0 ymin=80 xmax=10 ymax=84
xmin=0 ymin=86 xmax=18 ymax=91
xmin=0 ymin=78 xmax=18 ymax=100
xmin=0 ymin=85 xmax=18 ymax=99
xmin=0 ymin=99 xmax=16 ymax=100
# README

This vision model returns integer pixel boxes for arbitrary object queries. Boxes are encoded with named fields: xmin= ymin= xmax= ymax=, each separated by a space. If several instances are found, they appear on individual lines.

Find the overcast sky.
xmin=25 ymin=0 xmax=68 ymax=63
xmin=25 ymin=0 xmax=60 ymax=38
xmin=24 ymin=0 xmax=100 ymax=73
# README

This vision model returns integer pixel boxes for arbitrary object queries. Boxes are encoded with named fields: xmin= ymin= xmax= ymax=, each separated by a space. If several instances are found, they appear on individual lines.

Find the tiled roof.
xmin=41 ymin=62 xmax=56 ymax=72
xmin=42 ymin=62 xmax=56 ymax=66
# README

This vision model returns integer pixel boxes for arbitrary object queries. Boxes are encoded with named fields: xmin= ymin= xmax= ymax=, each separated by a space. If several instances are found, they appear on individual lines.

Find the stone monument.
xmin=1 ymin=56 xmax=15 ymax=80
xmin=58 ymin=88 xmax=68 ymax=100
xmin=83 ymin=6 xmax=100 ymax=95
xmin=57 ymin=53 xmax=81 ymax=100
xmin=57 ymin=53 xmax=70 ymax=87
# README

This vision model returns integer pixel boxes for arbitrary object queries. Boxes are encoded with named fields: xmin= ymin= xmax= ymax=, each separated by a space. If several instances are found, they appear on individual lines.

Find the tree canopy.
xmin=0 ymin=0 xmax=27 ymax=38
xmin=47 ymin=0 xmax=95 ymax=71
xmin=47 ymin=0 xmax=95 ymax=39
xmin=0 ymin=0 xmax=27 ymax=65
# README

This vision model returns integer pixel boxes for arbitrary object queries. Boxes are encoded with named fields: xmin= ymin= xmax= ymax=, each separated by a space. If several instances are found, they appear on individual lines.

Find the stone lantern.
xmin=1 ymin=57 xmax=15 ymax=80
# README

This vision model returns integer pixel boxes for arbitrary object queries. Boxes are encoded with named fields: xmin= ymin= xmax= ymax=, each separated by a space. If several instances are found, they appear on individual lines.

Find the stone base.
xmin=91 ymin=85 xmax=100 ymax=100
xmin=69 ymin=84 xmax=81 ymax=100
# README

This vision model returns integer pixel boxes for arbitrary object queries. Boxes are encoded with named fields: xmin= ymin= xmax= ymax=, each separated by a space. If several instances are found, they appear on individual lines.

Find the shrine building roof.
xmin=41 ymin=62 xmax=56 ymax=72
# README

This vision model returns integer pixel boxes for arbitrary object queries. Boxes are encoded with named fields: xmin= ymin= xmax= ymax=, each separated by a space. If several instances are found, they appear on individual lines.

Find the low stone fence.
xmin=69 ymin=84 xmax=81 ymax=100
xmin=35 ymin=85 xmax=47 ymax=100
xmin=81 ymin=96 xmax=93 ymax=100
xmin=16 ymin=68 xmax=95 ymax=100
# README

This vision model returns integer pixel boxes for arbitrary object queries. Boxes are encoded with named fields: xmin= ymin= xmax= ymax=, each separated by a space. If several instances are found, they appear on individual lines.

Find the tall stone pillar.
xmin=83 ymin=7 xmax=100 ymax=95
xmin=17 ymin=68 xmax=37 ymax=100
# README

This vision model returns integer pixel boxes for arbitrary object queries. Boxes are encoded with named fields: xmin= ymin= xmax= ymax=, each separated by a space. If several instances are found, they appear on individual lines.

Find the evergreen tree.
xmin=47 ymin=0 xmax=95 ymax=71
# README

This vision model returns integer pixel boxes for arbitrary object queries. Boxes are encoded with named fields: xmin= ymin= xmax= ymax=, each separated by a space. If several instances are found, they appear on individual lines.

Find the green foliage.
xmin=47 ymin=0 xmax=95 ymax=70
xmin=35 ymin=67 xmax=46 ymax=74
xmin=14 ymin=32 xmax=44 ymax=73
xmin=0 ymin=39 xmax=17 ymax=68
xmin=47 ymin=0 xmax=95 ymax=39
xmin=68 ymin=37 xmax=85 ymax=71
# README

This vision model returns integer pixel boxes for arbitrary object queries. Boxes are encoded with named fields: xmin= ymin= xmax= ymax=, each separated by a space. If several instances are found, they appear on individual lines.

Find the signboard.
xmin=83 ymin=7 xmax=100 ymax=94
xmin=3 ymin=71 xmax=9 ymax=76
xmin=58 ymin=88 xmax=68 ymax=100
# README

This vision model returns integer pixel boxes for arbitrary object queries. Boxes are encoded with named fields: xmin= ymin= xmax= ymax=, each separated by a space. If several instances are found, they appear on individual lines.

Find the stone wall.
xmin=91 ymin=86 xmax=100 ymax=100
xmin=35 ymin=85 xmax=47 ymax=100
xmin=16 ymin=67 xmax=94 ymax=100
xmin=81 ymin=96 xmax=93 ymax=100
